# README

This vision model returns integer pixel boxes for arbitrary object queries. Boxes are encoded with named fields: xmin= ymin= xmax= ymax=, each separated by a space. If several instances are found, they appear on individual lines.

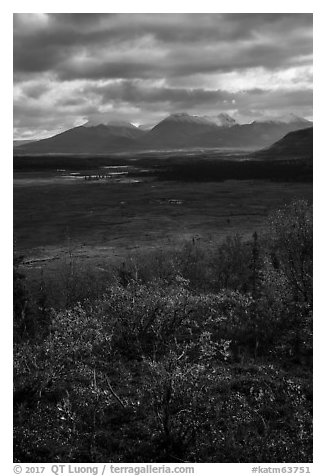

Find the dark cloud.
xmin=20 ymin=82 xmax=51 ymax=100
xmin=13 ymin=13 xmax=313 ymax=139
xmin=14 ymin=13 xmax=312 ymax=79
xmin=81 ymin=80 xmax=235 ymax=108
xmin=78 ymin=81 xmax=312 ymax=118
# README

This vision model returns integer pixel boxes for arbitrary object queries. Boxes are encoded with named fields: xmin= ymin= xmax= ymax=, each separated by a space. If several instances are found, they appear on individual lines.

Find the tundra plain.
xmin=14 ymin=151 xmax=312 ymax=278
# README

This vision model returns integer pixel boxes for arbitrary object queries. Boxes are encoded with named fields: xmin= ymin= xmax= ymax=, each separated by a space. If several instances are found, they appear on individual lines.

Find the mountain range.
xmin=14 ymin=112 xmax=312 ymax=154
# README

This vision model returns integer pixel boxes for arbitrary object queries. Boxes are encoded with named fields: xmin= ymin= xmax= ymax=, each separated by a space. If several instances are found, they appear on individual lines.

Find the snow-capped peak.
xmin=83 ymin=119 xmax=137 ymax=129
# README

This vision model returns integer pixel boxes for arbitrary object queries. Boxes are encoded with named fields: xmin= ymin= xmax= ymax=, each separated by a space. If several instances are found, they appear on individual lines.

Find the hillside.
xmin=17 ymin=123 xmax=145 ymax=154
xmin=13 ymin=140 xmax=36 ymax=148
xmin=139 ymin=113 xmax=220 ymax=148
xmin=252 ymin=127 xmax=313 ymax=160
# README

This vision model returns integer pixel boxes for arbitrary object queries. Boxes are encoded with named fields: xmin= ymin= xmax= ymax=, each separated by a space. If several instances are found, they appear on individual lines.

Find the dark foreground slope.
xmin=252 ymin=127 xmax=313 ymax=160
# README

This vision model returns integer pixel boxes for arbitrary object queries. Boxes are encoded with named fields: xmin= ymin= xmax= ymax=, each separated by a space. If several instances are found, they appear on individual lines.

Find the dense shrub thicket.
xmin=13 ymin=200 xmax=312 ymax=463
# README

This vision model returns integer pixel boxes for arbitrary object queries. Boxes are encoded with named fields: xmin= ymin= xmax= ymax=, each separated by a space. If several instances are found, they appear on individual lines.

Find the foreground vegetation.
xmin=13 ymin=200 xmax=312 ymax=463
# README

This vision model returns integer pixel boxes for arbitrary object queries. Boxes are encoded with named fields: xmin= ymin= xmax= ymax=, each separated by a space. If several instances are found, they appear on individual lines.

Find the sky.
xmin=13 ymin=13 xmax=313 ymax=140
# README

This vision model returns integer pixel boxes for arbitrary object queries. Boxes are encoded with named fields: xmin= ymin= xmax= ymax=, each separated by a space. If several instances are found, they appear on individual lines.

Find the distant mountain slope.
xmin=140 ymin=113 xmax=219 ymax=148
xmin=252 ymin=127 xmax=313 ymax=160
xmin=18 ymin=123 xmax=145 ymax=154
xmin=83 ymin=120 xmax=143 ymax=139
xmin=13 ymin=139 xmax=36 ymax=148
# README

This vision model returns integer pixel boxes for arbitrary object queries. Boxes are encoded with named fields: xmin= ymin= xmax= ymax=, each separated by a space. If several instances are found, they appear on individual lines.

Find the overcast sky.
xmin=13 ymin=13 xmax=313 ymax=139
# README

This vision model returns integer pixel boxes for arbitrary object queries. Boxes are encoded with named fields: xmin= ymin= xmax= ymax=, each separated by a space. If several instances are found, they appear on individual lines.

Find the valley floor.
xmin=14 ymin=173 xmax=312 ymax=276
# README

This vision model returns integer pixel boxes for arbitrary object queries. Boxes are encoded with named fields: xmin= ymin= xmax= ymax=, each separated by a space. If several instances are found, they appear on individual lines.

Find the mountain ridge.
xmin=15 ymin=112 xmax=312 ymax=154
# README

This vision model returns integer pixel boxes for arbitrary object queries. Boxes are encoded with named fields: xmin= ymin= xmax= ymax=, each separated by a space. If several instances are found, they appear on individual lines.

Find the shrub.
xmin=265 ymin=200 xmax=312 ymax=305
